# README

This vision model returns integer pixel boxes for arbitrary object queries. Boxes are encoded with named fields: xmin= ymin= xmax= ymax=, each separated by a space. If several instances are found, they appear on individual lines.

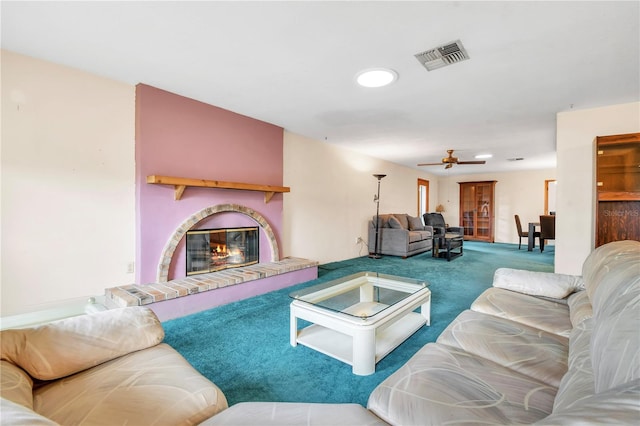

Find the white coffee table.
xmin=290 ymin=272 xmax=430 ymax=375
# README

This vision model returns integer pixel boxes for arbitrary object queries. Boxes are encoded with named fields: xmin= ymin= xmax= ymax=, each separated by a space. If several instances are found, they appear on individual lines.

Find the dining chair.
xmin=514 ymin=214 xmax=539 ymax=250
xmin=539 ymin=215 xmax=556 ymax=252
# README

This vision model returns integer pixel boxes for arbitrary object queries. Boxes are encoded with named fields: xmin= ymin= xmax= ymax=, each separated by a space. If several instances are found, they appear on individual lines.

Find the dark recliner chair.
xmin=423 ymin=213 xmax=464 ymax=241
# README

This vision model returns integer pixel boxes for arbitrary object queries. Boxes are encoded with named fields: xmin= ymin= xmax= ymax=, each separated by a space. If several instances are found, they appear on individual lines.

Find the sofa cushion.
xmin=582 ymin=240 xmax=639 ymax=313
xmin=437 ymin=310 xmax=569 ymax=387
xmin=492 ymin=268 xmax=583 ymax=299
xmin=33 ymin=343 xmax=228 ymax=426
xmin=0 ymin=361 xmax=33 ymax=410
xmin=409 ymin=230 xmax=431 ymax=242
xmin=372 ymin=214 xmax=391 ymax=228
xmin=407 ymin=230 xmax=426 ymax=243
xmin=0 ymin=398 xmax=58 ymax=426
xmin=392 ymin=213 xmax=409 ymax=230
xmin=580 ymin=241 xmax=640 ymax=394
xmin=552 ymin=319 xmax=595 ymax=413
xmin=536 ymin=379 xmax=640 ymax=425
xmin=406 ymin=239 xmax=431 ymax=253
xmin=0 ymin=307 xmax=164 ymax=381
xmin=367 ymin=342 xmax=556 ymax=425
xmin=471 ymin=287 xmax=573 ymax=337
xmin=421 ymin=229 xmax=432 ymax=238
xmin=590 ymin=271 xmax=640 ymax=393
xmin=200 ymin=402 xmax=388 ymax=425
xmin=407 ymin=215 xmax=424 ymax=231
xmin=567 ymin=290 xmax=592 ymax=327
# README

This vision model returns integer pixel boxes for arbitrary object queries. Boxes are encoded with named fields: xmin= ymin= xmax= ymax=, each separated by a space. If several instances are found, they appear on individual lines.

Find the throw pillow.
xmin=0 ymin=307 xmax=164 ymax=381
xmin=492 ymin=267 xmax=583 ymax=299
xmin=388 ymin=216 xmax=403 ymax=229
xmin=408 ymin=216 xmax=424 ymax=231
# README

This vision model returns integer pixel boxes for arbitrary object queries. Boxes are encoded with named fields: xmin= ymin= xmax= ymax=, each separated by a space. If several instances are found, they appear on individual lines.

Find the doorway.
xmin=418 ymin=179 xmax=429 ymax=217
xmin=545 ymin=180 xmax=557 ymax=215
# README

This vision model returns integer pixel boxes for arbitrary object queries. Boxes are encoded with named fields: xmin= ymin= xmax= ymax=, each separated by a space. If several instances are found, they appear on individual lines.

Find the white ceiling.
xmin=2 ymin=1 xmax=639 ymax=175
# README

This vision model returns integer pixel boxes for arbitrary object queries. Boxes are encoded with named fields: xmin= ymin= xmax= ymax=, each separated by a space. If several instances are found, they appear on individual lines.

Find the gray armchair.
xmin=423 ymin=213 xmax=463 ymax=239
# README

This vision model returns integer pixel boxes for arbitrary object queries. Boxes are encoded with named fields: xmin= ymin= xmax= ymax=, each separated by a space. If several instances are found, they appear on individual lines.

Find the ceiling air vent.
xmin=415 ymin=40 xmax=469 ymax=71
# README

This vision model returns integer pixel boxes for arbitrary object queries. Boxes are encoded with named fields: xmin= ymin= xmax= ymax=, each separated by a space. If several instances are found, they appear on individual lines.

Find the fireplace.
xmin=186 ymin=227 xmax=259 ymax=276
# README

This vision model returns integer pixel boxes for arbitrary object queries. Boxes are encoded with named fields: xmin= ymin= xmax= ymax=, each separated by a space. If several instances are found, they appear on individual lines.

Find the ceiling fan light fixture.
xmin=417 ymin=149 xmax=487 ymax=168
xmin=355 ymin=68 xmax=398 ymax=88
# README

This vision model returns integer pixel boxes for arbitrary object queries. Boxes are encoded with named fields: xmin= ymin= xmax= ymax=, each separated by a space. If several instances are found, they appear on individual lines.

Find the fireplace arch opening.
xmin=156 ymin=204 xmax=280 ymax=282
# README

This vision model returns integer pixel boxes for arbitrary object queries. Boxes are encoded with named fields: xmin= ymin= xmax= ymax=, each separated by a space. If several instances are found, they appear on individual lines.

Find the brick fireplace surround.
xmin=105 ymin=204 xmax=318 ymax=320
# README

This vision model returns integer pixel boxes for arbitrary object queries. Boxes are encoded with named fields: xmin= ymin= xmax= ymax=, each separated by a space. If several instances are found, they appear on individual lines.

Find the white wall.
xmin=556 ymin=102 xmax=640 ymax=275
xmin=282 ymin=132 xmax=438 ymax=264
xmin=1 ymin=50 xmax=136 ymax=316
xmin=437 ymin=169 xmax=556 ymax=244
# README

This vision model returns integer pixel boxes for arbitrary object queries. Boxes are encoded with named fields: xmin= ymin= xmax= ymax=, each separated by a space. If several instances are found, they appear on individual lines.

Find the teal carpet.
xmin=162 ymin=241 xmax=554 ymax=406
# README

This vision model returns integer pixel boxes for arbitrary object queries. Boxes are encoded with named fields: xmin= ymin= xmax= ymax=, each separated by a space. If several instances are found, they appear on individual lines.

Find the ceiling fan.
xmin=417 ymin=149 xmax=486 ymax=169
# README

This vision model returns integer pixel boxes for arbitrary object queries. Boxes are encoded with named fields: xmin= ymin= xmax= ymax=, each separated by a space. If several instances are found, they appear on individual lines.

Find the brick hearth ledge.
xmin=105 ymin=257 xmax=318 ymax=308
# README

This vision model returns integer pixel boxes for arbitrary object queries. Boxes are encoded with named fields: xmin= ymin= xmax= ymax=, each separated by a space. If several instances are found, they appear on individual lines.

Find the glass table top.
xmin=289 ymin=271 xmax=428 ymax=319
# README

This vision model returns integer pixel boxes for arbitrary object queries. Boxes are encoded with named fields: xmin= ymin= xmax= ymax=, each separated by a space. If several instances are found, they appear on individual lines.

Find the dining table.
xmin=528 ymin=222 xmax=540 ymax=251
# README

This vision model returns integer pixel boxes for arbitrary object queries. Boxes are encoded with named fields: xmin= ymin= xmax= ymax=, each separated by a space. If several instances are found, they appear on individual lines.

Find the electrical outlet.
xmin=356 ymin=237 xmax=364 ymax=245
xmin=126 ymin=262 xmax=135 ymax=274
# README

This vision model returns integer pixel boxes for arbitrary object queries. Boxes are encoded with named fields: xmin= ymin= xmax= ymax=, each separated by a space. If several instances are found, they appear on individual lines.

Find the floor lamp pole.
xmin=369 ymin=174 xmax=386 ymax=259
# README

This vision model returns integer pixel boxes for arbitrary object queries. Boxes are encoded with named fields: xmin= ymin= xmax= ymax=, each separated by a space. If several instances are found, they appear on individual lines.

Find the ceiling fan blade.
xmin=417 ymin=162 xmax=445 ymax=166
xmin=457 ymin=160 xmax=486 ymax=165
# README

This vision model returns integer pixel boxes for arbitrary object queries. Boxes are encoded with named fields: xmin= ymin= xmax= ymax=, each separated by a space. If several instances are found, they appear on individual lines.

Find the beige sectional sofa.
xmin=2 ymin=240 xmax=638 ymax=425
xmin=367 ymin=213 xmax=433 ymax=258
xmin=1 ymin=306 xmax=228 ymax=425
xmin=209 ymin=240 xmax=640 ymax=425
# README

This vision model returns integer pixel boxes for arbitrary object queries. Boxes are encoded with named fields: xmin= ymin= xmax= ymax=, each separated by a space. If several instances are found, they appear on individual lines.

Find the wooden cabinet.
xmin=595 ymin=133 xmax=640 ymax=248
xmin=459 ymin=181 xmax=497 ymax=242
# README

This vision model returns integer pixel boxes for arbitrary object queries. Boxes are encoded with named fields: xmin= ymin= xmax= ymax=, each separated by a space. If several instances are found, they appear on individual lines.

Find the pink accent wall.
xmin=135 ymin=84 xmax=285 ymax=283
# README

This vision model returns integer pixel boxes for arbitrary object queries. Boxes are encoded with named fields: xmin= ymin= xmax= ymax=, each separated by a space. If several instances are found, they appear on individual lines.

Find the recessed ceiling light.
xmin=475 ymin=154 xmax=493 ymax=159
xmin=355 ymin=68 xmax=398 ymax=88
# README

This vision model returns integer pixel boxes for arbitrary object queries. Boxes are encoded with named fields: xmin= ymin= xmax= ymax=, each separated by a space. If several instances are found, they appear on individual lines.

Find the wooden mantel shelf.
xmin=147 ymin=175 xmax=290 ymax=203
